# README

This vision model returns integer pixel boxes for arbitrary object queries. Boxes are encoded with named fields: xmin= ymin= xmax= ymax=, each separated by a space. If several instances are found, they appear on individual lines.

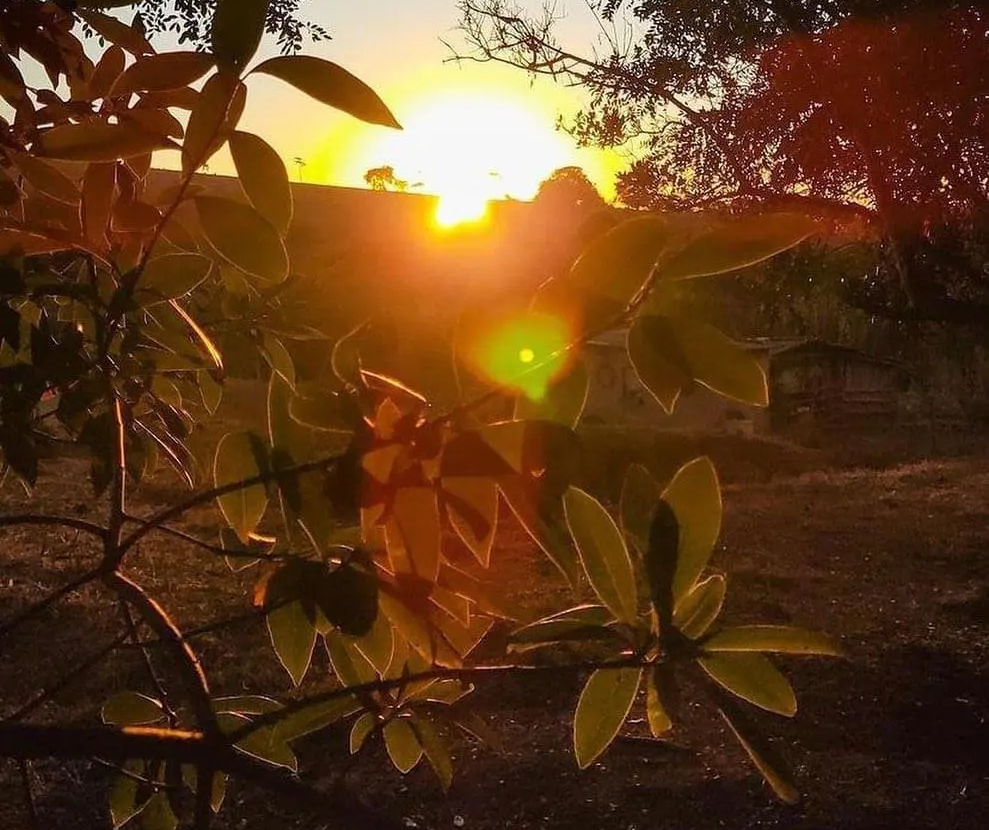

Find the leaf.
xmin=663 ymin=457 xmax=721 ymax=609
xmin=660 ymin=213 xmax=821 ymax=281
xmin=266 ymin=599 xmax=316 ymax=687
xmin=289 ymin=390 xmax=357 ymax=433
xmin=229 ymin=131 xmax=293 ymax=234
xmin=351 ymin=611 xmax=395 ymax=675
xmin=212 ymin=0 xmax=270 ymax=72
xmin=138 ymin=253 xmax=212 ymax=304
xmin=514 ymin=357 xmax=589 ymax=428
xmin=573 ymin=667 xmax=640 ymax=769
xmin=218 ymin=712 xmax=297 ymax=771
xmin=387 ymin=487 xmax=441 ymax=581
xmin=384 ymin=718 xmax=423 ymax=773
xmin=102 ymin=691 xmax=165 ymax=726
xmin=195 ymin=196 xmax=288 ymax=283
xmin=8 ymin=152 xmax=78 ymax=204
xmin=274 ymin=696 xmax=361 ymax=742
xmin=698 ymin=652 xmax=797 ymax=717
xmin=315 ymin=559 xmax=379 ymax=637
xmin=213 ymin=695 xmax=282 ymax=716
xmin=508 ymin=604 xmax=616 ymax=651
xmin=78 ymin=9 xmax=152 ymax=56
xmin=112 ymin=52 xmax=216 ymax=95
xmin=442 ymin=477 xmax=498 ymax=567
xmin=673 ymin=574 xmax=726 ymax=640
xmin=671 ymin=317 xmax=769 ymax=406
xmin=644 ymin=499 xmax=679 ymax=632
xmin=703 ymin=625 xmax=844 ymax=656
xmin=140 ymin=792 xmax=177 ymax=830
xmin=108 ymin=765 xmax=147 ymax=829
xmin=619 ymin=462 xmax=661 ymax=558
xmin=37 ymin=122 xmax=172 ymax=161
xmin=564 ymin=487 xmax=638 ymax=625
xmin=200 ymin=373 xmax=223 ymax=415
xmin=350 ymin=712 xmax=377 ymax=754
xmin=627 ymin=317 xmax=691 ymax=414
xmin=326 ymin=630 xmax=378 ymax=688
xmin=645 ymin=664 xmax=678 ymax=736
xmin=81 ymin=162 xmax=116 ymax=243
xmin=252 ymin=56 xmax=402 ymax=128
xmin=213 ymin=431 xmax=268 ymax=543
xmin=717 ymin=693 xmax=800 ymax=804
xmin=261 ymin=332 xmax=295 ymax=389
xmin=182 ymin=71 xmax=246 ymax=175
xmin=88 ymin=44 xmax=126 ymax=99
xmin=414 ymin=716 xmax=454 ymax=790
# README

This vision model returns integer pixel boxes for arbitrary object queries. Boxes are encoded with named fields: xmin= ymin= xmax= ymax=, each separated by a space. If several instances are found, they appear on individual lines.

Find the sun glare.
xmin=434 ymin=188 xmax=490 ymax=228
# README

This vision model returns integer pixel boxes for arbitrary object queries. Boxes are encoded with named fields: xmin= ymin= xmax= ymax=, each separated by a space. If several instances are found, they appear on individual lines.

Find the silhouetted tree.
xmin=533 ymin=166 xmax=608 ymax=214
xmin=457 ymin=1 xmax=989 ymax=326
xmin=364 ymin=165 xmax=409 ymax=192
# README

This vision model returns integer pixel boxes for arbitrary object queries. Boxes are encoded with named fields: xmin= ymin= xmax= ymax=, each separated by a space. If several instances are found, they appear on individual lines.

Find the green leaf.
xmin=573 ymin=667 xmax=640 ymax=769
xmin=138 ymin=253 xmax=212 ymax=304
xmin=260 ymin=332 xmax=295 ymax=389
xmin=716 ymin=693 xmax=800 ymax=804
xmin=663 ymin=457 xmax=721 ymax=608
xmin=564 ymin=487 xmax=638 ymax=625
xmin=108 ymin=763 xmax=148 ymax=829
xmin=389 ymin=486 xmax=442 ymax=581
xmin=212 ymin=695 xmax=282 ymax=716
xmin=102 ymin=691 xmax=165 ymax=726
xmin=195 ymin=196 xmax=288 ymax=284
xmin=289 ymin=390 xmax=357 ymax=433
xmin=673 ymin=574 xmax=726 ymax=640
xmin=273 ymin=696 xmax=361 ymax=743
xmin=140 ymin=792 xmax=177 ymax=830
xmin=218 ymin=712 xmax=297 ymax=771
xmin=326 ymin=630 xmax=378 ymax=687
xmin=698 ymin=653 xmax=797 ymax=716
xmin=499 ymin=477 xmax=580 ymax=588
xmin=514 ymin=358 xmax=589 ymax=428
xmin=200 ymin=373 xmax=223 ymax=415
xmin=660 ymin=213 xmax=821 ymax=281
xmin=413 ymin=716 xmax=454 ymax=791
xmin=212 ymin=0 xmax=270 ymax=72
xmin=703 ymin=625 xmax=844 ymax=656
xmin=619 ymin=463 xmax=662 ymax=559
xmin=112 ymin=52 xmax=215 ymax=95
xmin=627 ymin=318 xmax=691 ymax=414
xmin=384 ymin=718 xmax=423 ymax=773
xmin=229 ymin=131 xmax=293 ymax=234
xmin=442 ymin=477 xmax=498 ymax=567
xmin=350 ymin=712 xmax=377 ymax=754
xmin=251 ymin=56 xmax=402 ymax=128
xmin=645 ymin=664 xmax=678 ymax=736
xmin=508 ymin=604 xmax=616 ymax=651
xmin=181 ymin=70 xmax=246 ymax=174
xmin=37 ymin=122 xmax=171 ymax=161
xmin=267 ymin=599 xmax=316 ymax=687
xmin=213 ymin=431 xmax=268 ymax=543
xmin=671 ymin=317 xmax=769 ymax=406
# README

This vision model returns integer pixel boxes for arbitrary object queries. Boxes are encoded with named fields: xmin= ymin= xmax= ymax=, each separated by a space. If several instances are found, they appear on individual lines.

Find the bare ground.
xmin=1 ymin=442 xmax=988 ymax=830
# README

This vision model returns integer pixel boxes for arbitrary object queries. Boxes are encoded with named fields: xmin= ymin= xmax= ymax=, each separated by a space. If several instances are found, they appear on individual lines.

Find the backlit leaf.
xmin=443 ymin=477 xmax=498 ymax=567
xmin=703 ymin=625 xmax=844 ymax=656
xmin=140 ymin=792 xmax=177 ymax=830
xmin=261 ymin=332 xmax=295 ymax=389
xmin=80 ymin=162 xmax=116 ymax=243
xmin=499 ymin=478 xmax=580 ymax=588
xmin=627 ymin=317 xmax=691 ymax=414
xmin=573 ymin=667 xmax=640 ymax=768
xmin=645 ymin=663 xmax=678 ymax=736
xmin=514 ymin=357 xmax=589 ymax=428
xmin=212 ymin=0 xmax=270 ymax=72
xmin=274 ymin=696 xmax=361 ymax=742
xmin=384 ymin=718 xmax=423 ymax=773
xmin=138 ymin=253 xmax=212 ymax=304
xmin=414 ymin=716 xmax=454 ymax=790
xmin=195 ymin=196 xmax=288 ymax=283
xmin=508 ymin=604 xmax=615 ymax=651
xmin=350 ymin=712 xmax=377 ymax=754
xmin=213 ymin=431 xmax=268 ymax=543
xmin=698 ymin=652 xmax=797 ymax=716
xmin=388 ymin=487 xmax=441 ymax=581
xmin=619 ymin=462 xmax=661 ymax=559
xmin=663 ymin=457 xmax=721 ymax=608
xmin=8 ymin=152 xmax=78 ymax=204
xmin=717 ymin=693 xmax=800 ymax=804
xmin=108 ymin=763 xmax=147 ymax=829
xmin=564 ymin=487 xmax=638 ymax=624
xmin=668 ymin=317 xmax=768 ymax=406
xmin=660 ymin=213 xmax=821 ymax=281
xmin=229 ymin=131 xmax=293 ymax=234
xmin=102 ymin=691 xmax=165 ymax=726
xmin=674 ymin=574 xmax=726 ymax=640
xmin=79 ymin=9 xmax=152 ymax=55
xmin=182 ymin=71 xmax=246 ymax=174
xmin=37 ymin=122 xmax=172 ymax=162
xmin=645 ymin=499 xmax=679 ymax=631
xmin=112 ymin=52 xmax=215 ymax=95
xmin=266 ymin=599 xmax=316 ymax=687
xmin=252 ymin=56 xmax=402 ymax=128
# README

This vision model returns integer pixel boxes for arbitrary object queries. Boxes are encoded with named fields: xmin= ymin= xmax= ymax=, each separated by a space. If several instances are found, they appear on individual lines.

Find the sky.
xmin=215 ymin=0 xmax=629 ymax=203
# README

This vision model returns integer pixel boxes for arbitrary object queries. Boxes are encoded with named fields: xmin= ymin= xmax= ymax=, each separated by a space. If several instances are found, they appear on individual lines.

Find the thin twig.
xmin=0 ymin=514 xmax=106 ymax=539
xmin=122 ymin=514 xmax=294 ymax=561
xmin=120 ymin=603 xmax=179 ymax=726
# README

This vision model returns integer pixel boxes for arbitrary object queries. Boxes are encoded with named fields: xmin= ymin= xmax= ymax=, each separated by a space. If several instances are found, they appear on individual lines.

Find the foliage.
xmin=364 ymin=165 xmax=410 ymax=192
xmin=456 ymin=0 xmax=989 ymax=326
xmin=0 ymin=1 xmax=841 ymax=827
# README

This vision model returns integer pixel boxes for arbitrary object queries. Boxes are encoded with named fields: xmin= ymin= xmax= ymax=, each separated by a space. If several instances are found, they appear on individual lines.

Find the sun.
xmin=327 ymin=88 xmax=584 ymax=227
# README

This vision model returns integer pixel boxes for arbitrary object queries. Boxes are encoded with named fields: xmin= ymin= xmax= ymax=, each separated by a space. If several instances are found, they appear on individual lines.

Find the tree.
xmin=533 ymin=165 xmax=607 ymax=214
xmin=0 ymin=1 xmax=842 ymax=828
xmin=364 ymin=164 xmax=409 ymax=192
xmin=456 ymin=1 xmax=989 ymax=326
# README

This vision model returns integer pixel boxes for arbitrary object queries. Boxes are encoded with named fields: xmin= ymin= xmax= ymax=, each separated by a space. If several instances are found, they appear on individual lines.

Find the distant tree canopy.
xmin=364 ymin=165 xmax=409 ymax=192
xmin=457 ymin=1 xmax=989 ymax=326
xmin=533 ymin=165 xmax=608 ymax=214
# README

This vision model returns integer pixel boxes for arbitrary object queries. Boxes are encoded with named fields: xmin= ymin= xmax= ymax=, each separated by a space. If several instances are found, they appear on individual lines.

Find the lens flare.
xmin=465 ymin=312 xmax=573 ymax=401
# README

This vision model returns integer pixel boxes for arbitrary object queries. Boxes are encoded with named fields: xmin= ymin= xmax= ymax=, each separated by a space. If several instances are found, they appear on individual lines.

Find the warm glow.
xmin=434 ymin=188 xmax=490 ymax=228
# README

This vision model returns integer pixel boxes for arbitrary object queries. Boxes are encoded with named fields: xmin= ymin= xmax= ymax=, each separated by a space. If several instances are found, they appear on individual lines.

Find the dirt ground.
xmin=1 ymin=435 xmax=988 ymax=830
